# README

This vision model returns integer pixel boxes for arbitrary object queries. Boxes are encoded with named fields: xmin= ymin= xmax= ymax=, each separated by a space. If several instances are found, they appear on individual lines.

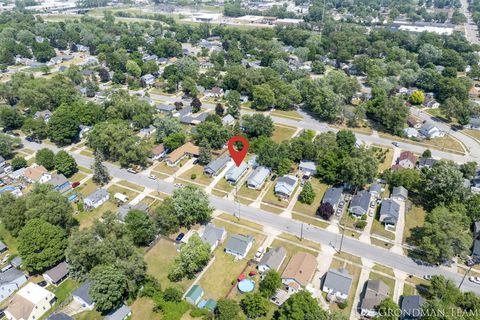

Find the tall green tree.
xmin=92 ymin=152 xmax=110 ymax=185
xmin=54 ymin=150 xmax=78 ymax=177
xmin=125 ymin=210 xmax=157 ymax=246
xmin=35 ymin=148 xmax=55 ymax=170
xmin=18 ymin=219 xmax=67 ymax=272
xmin=240 ymin=293 xmax=269 ymax=319
xmin=168 ymin=234 xmax=211 ymax=281
xmin=252 ymin=84 xmax=275 ymax=111
xmin=259 ymin=270 xmax=282 ymax=298
xmin=298 ymin=181 xmax=316 ymax=204
xmin=90 ymin=265 xmax=128 ymax=313
xmin=215 ymin=299 xmax=241 ymax=320
xmin=48 ymin=106 xmax=80 ymax=145
xmin=274 ymin=291 xmax=328 ymax=320
xmin=172 ymin=185 xmax=213 ymax=227
xmin=242 ymin=114 xmax=274 ymax=139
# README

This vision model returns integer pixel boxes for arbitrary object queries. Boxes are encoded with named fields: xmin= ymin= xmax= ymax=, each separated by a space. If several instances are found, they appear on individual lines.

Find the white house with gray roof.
xmin=224 ymin=234 xmax=254 ymax=259
xmin=275 ymin=175 xmax=298 ymax=199
xmin=299 ymin=160 xmax=316 ymax=176
xmin=225 ymin=162 xmax=249 ymax=184
xmin=43 ymin=261 xmax=69 ymax=286
xmin=204 ymin=155 xmax=230 ymax=177
xmin=0 ymin=267 xmax=27 ymax=303
xmin=419 ymin=122 xmax=444 ymax=139
xmin=72 ymin=282 xmax=94 ymax=310
xmin=258 ymin=247 xmax=287 ymax=273
xmin=392 ymin=186 xmax=408 ymax=202
xmin=201 ymin=223 xmax=227 ymax=251
xmin=118 ymin=203 xmax=149 ymax=222
xmin=322 ymin=187 xmax=343 ymax=210
xmin=83 ymin=188 xmax=109 ymax=209
xmin=379 ymin=199 xmax=401 ymax=229
xmin=349 ymin=190 xmax=371 ymax=217
xmin=105 ymin=304 xmax=131 ymax=320
xmin=322 ymin=269 xmax=352 ymax=303
xmin=247 ymin=166 xmax=270 ymax=189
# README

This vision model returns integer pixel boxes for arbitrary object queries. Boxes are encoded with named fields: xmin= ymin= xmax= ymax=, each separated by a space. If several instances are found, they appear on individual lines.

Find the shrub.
xmin=338 ymin=301 xmax=348 ymax=309
xmin=361 ymin=214 xmax=367 ymax=220
xmin=355 ymin=220 xmax=367 ymax=230
xmin=191 ymin=173 xmax=197 ymax=180
xmin=190 ymin=308 xmax=209 ymax=317
xmin=163 ymin=287 xmax=183 ymax=303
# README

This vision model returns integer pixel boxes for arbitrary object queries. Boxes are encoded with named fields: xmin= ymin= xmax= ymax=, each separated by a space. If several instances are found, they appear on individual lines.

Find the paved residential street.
xmin=21 ymin=139 xmax=480 ymax=295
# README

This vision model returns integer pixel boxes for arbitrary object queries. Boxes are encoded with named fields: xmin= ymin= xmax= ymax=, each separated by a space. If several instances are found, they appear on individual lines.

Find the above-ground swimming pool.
xmin=237 ymin=279 xmax=255 ymax=293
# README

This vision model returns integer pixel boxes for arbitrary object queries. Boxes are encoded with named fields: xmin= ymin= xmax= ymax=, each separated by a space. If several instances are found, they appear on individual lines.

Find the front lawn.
xmin=131 ymin=297 xmax=162 ymax=320
xmin=293 ymin=179 xmax=329 ymax=215
xmin=403 ymin=202 xmax=426 ymax=244
xmin=68 ymin=171 xmax=87 ymax=183
xmin=75 ymin=178 xmax=99 ymax=197
xmin=327 ymin=258 xmax=362 ymax=317
xmin=0 ymin=223 xmax=18 ymax=255
xmin=179 ymin=165 xmax=213 ymax=186
xmin=369 ymin=272 xmax=396 ymax=296
xmin=271 ymin=124 xmax=297 ymax=143
xmin=262 ymin=181 xmax=289 ymax=209
xmin=117 ymin=180 xmax=145 ymax=192
xmin=107 ymin=184 xmax=140 ymax=202
xmin=76 ymin=201 xmax=119 ymax=229
xmin=43 ymin=279 xmax=80 ymax=319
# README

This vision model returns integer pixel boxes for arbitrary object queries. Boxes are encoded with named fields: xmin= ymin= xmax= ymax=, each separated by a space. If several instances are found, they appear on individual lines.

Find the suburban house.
xmin=407 ymin=116 xmax=423 ymax=129
xmin=34 ymin=110 xmax=53 ymax=123
xmin=281 ymin=252 xmax=317 ymax=293
xmin=0 ymin=241 xmax=7 ymax=253
xmin=140 ymin=74 xmax=155 ymax=86
xmin=271 ymin=289 xmax=290 ymax=306
xmin=299 ymin=160 xmax=316 ymax=176
xmin=274 ymin=175 xmax=299 ymax=199
xmin=360 ymin=280 xmax=390 ymax=318
xmin=419 ymin=122 xmax=444 ymax=139
xmin=379 ymin=199 xmax=401 ymax=229
xmin=247 ymin=166 xmax=270 ymax=190
xmin=114 ymin=193 xmax=129 ymax=204
xmin=10 ymin=257 xmax=21 ymax=269
xmin=204 ymin=87 xmax=224 ymax=98
xmin=105 ymin=304 xmax=131 ymax=320
xmin=156 ymin=104 xmax=176 ymax=114
xmin=139 ymin=125 xmax=156 ymax=137
xmin=417 ymin=157 xmax=437 ymax=169
xmin=322 ymin=187 xmax=343 ymax=210
xmin=400 ymin=295 xmax=425 ymax=320
xmin=47 ymin=312 xmax=73 ymax=320
xmin=23 ymin=165 xmax=51 ymax=184
xmin=117 ymin=203 xmax=149 ymax=222
xmin=151 ymin=144 xmax=167 ymax=160
xmin=204 ymin=155 xmax=230 ymax=177
xmin=322 ymin=269 xmax=352 ymax=303
xmin=369 ymin=184 xmax=382 ymax=198
xmin=185 ymin=285 xmax=204 ymax=305
xmin=225 ymin=162 xmax=249 ymax=184
xmin=180 ymin=112 xmax=209 ymax=126
xmin=349 ymin=190 xmax=371 ymax=217
xmin=200 ymin=223 xmax=227 ymax=251
xmin=43 ymin=261 xmax=69 ymax=286
xmin=397 ymin=151 xmax=417 ymax=169
xmin=0 ymin=268 xmax=27 ymax=303
xmin=258 ymin=247 xmax=287 ymax=273
xmin=403 ymin=127 xmax=419 ymax=138
xmin=165 ymin=142 xmax=200 ymax=166
xmin=392 ymin=186 xmax=409 ymax=202
xmin=0 ymin=156 xmax=5 ymax=168
xmin=224 ymin=234 xmax=254 ymax=259
xmin=222 ymin=114 xmax=235 ymax=126
xmin=72 ymin=282 xmax=94 ymax=310
xmin=45 ymin=174 xmax=71 ymax=194
xmin=5 ymin=282 xmax=56 ymax=320
xmin=83 ymin=188 xmax=109 ymax=209
xmin=467 ymin=117 xmax=480 ymax=130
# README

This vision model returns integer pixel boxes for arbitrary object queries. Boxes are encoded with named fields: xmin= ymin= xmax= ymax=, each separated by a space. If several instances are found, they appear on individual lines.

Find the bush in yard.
xmin=316 ymin=202 xmax=334 ymax=220
xmin=355 ymin=220 xmax=367 ymax=230
xmin=11 ymin=156 xmax=27 ymax=170
xmin=361 ymin=214 xmax=367 ymax=220
xmin=191 ymin=173 xmax=197 ymax=180
xmin=190 ymin=308 xmax=209 ymax=317
xmin=163 ymin=287 xmax=183 ymax=302
xmin=298 ymin=181 xmax=316 ymax=204
xmin=338 ymin=301 xmax=348 ymax=309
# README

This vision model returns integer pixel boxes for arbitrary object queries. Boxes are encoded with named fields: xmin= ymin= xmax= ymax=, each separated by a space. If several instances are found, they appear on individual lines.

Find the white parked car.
xmin=148 ymin=175 xmax=156 ymax=180
xmin=255 ymin=246 xmax=264 ymax=258
xmin=469 ymin=276 xmax=480 ymax=284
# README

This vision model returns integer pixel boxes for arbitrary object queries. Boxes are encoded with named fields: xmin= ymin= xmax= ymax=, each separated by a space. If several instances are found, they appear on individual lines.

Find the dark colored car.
xmin=71 ymin=182 xmax=80 ymax=188
xmin=37 ymin=281 xmax=47 ymax=287
xmin=175 ymin=233 xmax=185 ymax=242
xmin=270 ymin=175 xmax=277 ymax=181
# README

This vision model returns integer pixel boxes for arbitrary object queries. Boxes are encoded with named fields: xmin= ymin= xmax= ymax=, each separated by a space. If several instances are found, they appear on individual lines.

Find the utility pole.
xmin=338 ymin=222 xmax=345 ymax=253
xmin=459 ymin=265 xmax=474 ymax=289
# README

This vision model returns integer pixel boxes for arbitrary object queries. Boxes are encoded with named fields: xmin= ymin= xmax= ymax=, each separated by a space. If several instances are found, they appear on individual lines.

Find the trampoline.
xmin=237 ymin=279 xmax=255 ymax=293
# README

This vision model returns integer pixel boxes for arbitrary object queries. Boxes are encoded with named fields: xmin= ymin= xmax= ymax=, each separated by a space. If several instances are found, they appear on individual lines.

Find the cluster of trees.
xmin=66 ymin=212 xmax=147 ymax=313
xmin=384 ymin=160 xmax=480 ymax=263
xmin=154 ymin=185 xmax=213 ymax=236
xmin=0 ymin=184 xmax=77 ymax=271
xmin=35 ymin=148 xmax=78 ymax=177
xmin=0 ymin=133 xmax=21 ymax=159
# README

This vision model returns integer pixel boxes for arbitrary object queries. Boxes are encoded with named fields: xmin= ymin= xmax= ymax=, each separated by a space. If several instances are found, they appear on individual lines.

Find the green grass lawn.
xmin=371 ymin=219 xmax=395 ymax=240
xmin=78 ymin=166 xmax=92 ymax=174
xmin=372 ymin=264 xmax=395 ymax=277
xmin=370 ymin=237 xmax=394 ymax=249
xmin=237 ymin=183 xmax=262 ymax=200
xmin=153 ymin=161 xmax=183 ymax=176
xmin=131 ymin=297 xmax=162 ymax=320
xmin=262 ymin=181 xmax=289 ymax=209
xmin=42 ymin=279 xmax=80 ymax=320
xmin=0 ymin=223 xmax=18 ymax=255
xmin=68 ymin=171 xmax=87 ymax=183
xmin=272 ymin=124 xmax=297 ymax=143
xmin=198 ymin=222 xmax=265 ymax=300
xmin=403 ymin=202 xmax=426 ymax=244
xmin=463 ymin=129 xmax=480 ymax=141
xmin=79 ymin=149 xmax=94 ymax=157
xmin=213 ymin=177 xmax=236 ymax=194
xmin=179 ymin=165 xmax=213 ymax=186
xmin=291 ymin=213 xmax=330 ymax=229
xmin=76 ymin=201 xmax=118 ymax=229
xmin=73 ymin=310 xmax=103 ymax=320
xmin=279 ymin=233 xmax=321 ymax=251
xmin=107 ymin=184 xmax=140 ymax=202
xmin=403 ymin=284 xmax=416 ymax=296
xmin=75 ymin=178 xmax=99 ymax=197
xmin=117 ymin=180 xmax=145 ymax=192
xmin=293 ymin=179 xmax=328 ymax=215
xmin=260 ymin=203 xmax=284 ymax=214
xmin=217 ymin=213 xmax=263 ymax=231
xmin=144 ymin=238 xmax=193 ymax=292
xmin=270 ymin=109 xmax=303 ymax=120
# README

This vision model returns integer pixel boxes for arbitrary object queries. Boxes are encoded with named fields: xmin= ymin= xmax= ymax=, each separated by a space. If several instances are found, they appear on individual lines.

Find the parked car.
xmin=466 ymin=258 xmax=476 ymax=267
xmin=423 ymin=275 xmax=432 ymax=280
xmin=255 ymin=246 xmax=264 ymax=258
xmin=338 ymin=200 xmax=345 ymax=208
xmin=37 ymin=281 xmax=47 ymax=287
xmin=1 ymin=254 xmax=9 ymax=264
xmin=148 ymin=175 xmax=156 ymax=180
xmin=469 ymin=276 xmax=480 ymax=284
xmin=127 ymin=168 xmax=137 ymax=174
xmin=368 ymin=210 xmax=374 ymax=217
xmin=72 ymin=181 xmax=80 ymax=188
xmin=392 ymin=142 xmax=399 ymax=147
xmin=335 ymin=208 xmax=342 ymax=217
xmin=175 ymin=233 xmax=185 ymax=242
xmin=370 ymin=201 xmax=376 ymax=208
xmin=174 ymin=183 xmax=183 ymax=188
xmin=270 ymin=175 xmax=277 ymax=181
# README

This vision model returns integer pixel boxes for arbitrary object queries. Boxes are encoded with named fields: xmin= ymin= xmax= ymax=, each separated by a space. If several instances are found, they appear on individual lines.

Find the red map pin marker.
xmin=228 ymin=136 xmax=249 ymax=166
